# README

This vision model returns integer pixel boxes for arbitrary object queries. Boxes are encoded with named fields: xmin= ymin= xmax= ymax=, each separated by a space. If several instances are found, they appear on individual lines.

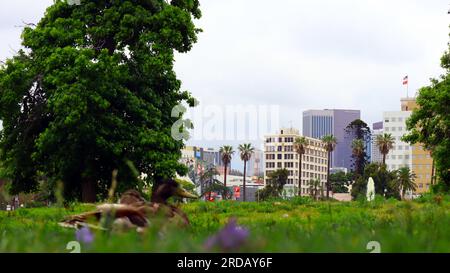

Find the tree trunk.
xmin=431 ymin=158 xmax=435 ymax=185
xmin=326 ymin=151 xmax=331 ymax=199
xmin=224 ymin=163 xmax=228 ymax=199
xmin=208 ymin=177 xmax=212 ymax=201
xmin=382 ymin=153 xmax=386 ymax=166
xmin=298 ymin=154 xmax=302 ymax=196
xmin=243 ymin=161 xmax=247 ymax=201
xmin=81 ymin=176 xmax=96 ymax=203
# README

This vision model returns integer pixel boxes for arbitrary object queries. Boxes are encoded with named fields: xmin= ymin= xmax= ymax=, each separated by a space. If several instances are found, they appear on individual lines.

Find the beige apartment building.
xmin=264 ymin=128 xmax=328 ymax=197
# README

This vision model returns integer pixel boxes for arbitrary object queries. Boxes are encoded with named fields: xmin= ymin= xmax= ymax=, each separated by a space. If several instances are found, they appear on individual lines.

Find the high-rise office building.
xmin=303 ymin=109 xmax=360 ymax=170
xmin=264 ymin=128 xmax=328 ymax=197
xmin=371 ymin=121 xmax=384 ymax=163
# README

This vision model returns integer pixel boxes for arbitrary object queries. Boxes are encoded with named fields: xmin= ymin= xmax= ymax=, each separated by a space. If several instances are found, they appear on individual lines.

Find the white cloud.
xmin=0 ymin=0 xmax=449 ymax=167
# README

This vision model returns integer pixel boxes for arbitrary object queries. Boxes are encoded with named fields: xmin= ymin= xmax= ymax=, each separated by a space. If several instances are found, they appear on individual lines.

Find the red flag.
xmin=402 ymin=75 xmax=408 ymax=85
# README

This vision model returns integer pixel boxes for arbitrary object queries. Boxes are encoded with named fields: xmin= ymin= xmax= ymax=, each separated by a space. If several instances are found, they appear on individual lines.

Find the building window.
xmin=277 ymin=154 xmax=282 ymax=160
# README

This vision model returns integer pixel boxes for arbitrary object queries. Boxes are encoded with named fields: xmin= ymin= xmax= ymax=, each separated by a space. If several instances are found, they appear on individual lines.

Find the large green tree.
xmin=403 ymin=35 xmax=450 ymax=192
xmin=350 ymin=163 xmax=399 ymax=200
xmin=0 ymin=0 xmax=201 ymax=202
xmin=345 ymin=119 xmax=371 ymax=176
xmin=255 ymin=168 xmax=288 ymax=201
xmin=329 ymin=171 xmax=353 ymax=193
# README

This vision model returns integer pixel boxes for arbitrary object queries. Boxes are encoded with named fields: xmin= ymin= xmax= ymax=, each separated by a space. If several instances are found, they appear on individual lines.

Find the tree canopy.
xmin=403 ymin=32 xmax=450 ymax=192
xmin=345 ymin=119 xmax=371 ymax=176
xmin=0 ymin=0 xmax=201 ymax=202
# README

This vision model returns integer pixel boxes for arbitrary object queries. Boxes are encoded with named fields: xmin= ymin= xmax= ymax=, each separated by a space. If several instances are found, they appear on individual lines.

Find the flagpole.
xmin=407 ymin=75 xmax=409 ymax=98
xmin=407 ymin=81 xmax=409 ymax=98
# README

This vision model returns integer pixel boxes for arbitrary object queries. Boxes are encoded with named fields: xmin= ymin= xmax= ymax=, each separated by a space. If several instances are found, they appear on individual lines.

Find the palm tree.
xmin=294 ymin=136 xmax=308 ymax=196
xmin=238 ymin=143 xmax=254 ymax=201
xmin=322 ymin=135 xmax=337 ymax=199
xmin=396 ymin=167 xmax=417 ymax=200
xmin=307 ymin=178 xmax=321 ymax=200
xmin=375 ymin=133 xmax=395 ymax=166
xmin=351 ymin=139 xmax=365 ymax=176
xmin=219 ymin=145 xmax=234 ymax=199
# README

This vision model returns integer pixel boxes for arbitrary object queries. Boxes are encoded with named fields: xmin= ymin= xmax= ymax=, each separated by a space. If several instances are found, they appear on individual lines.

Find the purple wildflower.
xmin=76 ymin=226 xmax=94 ymax=244
xmin=205 ymin=218 xmax=249 ymax=251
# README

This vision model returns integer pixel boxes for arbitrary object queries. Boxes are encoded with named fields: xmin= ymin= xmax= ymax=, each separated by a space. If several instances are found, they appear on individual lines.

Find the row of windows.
xmin=413 ymin=164 xmax=432 ymax=169
xmin=266 ymin=171 xmax=327 ymax=180
xmin=390 ymin=164 xmax=409 ymax=169
xmin=385 ymin=117 xmax=404 ymax=122
xmin=265 ymin=151 xmax=327 ymax=160
xmin=266 ymin=162 xmax=327 ymax=172
xmin=385 ymin=127 xmax=405 ymax=132
xmin=387 ymin=154 xmax=430 ymax=160
xmin=284 ymin=179 xmax=326 ymax=188
xmin=417 ymin=183 xmax=430 ymax=189
xmin=386 ymin=154 xmax=410 ymax=160
xmin=265 ymin=153 xmax=327 ymax=164
xmin=265 ymin=137 xmax=323 ymax=148
xmin=412 ymin=154 xmax=431 ymax=159
xmin=383 ymin=145 xmax=410 ymax=152
xmin=265 ymin=145 xmax=326 ymax=156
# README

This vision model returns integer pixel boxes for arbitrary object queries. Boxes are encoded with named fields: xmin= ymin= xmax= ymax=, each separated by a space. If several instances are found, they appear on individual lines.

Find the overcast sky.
xmin=1 ymin=0 xmax=449 ymax=168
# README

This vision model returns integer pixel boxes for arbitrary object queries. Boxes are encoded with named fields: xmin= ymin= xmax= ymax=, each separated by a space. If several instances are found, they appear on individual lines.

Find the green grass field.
xmin=0 ymin=195 xmax=449 ymax=253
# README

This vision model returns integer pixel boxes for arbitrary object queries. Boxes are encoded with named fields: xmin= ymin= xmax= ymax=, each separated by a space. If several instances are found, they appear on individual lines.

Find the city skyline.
xmin=0 ymin=0 xmax=448 ymax=170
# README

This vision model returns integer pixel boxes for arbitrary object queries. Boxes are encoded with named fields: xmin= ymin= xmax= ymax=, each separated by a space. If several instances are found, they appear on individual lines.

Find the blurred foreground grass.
xmin=0 ymin=195 xmax=449 ymax=253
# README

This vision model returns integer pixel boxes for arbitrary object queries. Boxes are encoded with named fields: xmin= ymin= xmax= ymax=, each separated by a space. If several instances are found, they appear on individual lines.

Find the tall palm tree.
xmin=219 ymin=145 xmax=234 ymax=198
xmin=322 ymin=135 xmax=337 ymax=199
xmin=396 ymin=167 xmax=417 ymax=200
xmin=238 ymin=143 xmax=254 ymax=201
xmin=351 ymin=139 xmax=365 ymax=176
xmin=375 ymin=133 xmax=395 ymax=166
xmin=294 ymin=136 xmax=308 ymax=196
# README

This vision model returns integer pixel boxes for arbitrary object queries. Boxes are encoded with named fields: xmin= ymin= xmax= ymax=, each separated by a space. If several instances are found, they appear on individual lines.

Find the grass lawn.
xmin=0 ymin=196 xmax=449 ymax=253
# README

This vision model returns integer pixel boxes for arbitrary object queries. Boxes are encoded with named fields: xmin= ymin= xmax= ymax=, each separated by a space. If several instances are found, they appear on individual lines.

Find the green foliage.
xmin=256 ymin=169 xmax=288 ymax=201
xmin=394 ymin=167 xmax=417 ymax=199
xmin=0 ymin=198 xmax=448 ymax=252
xmin=375 ymin=133 xmax=395 ymax=164
xmin=346 ymin=119 xmax=371 ymax=175
xmin=351 ymin=163 xmax=399 ymax=200
xmin=402 ymin=31 xmax=450 ymax=192
xmin=307 ymin=178 xmax=323 ymax=200
xmin=0 ymin=0 xmax=201 ymax=201
xmin=330 ymin=171 xmax=353 ymax=193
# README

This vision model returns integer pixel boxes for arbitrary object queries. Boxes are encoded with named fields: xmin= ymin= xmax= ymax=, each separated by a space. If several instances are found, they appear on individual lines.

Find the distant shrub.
xmin=290 ymin=196 xmax=313 ymax=205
